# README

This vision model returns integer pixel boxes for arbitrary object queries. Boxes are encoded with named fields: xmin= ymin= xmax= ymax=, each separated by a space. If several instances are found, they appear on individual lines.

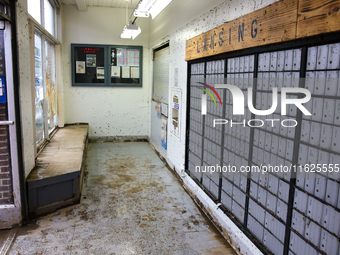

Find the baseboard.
xmin=89 ymin=135 xmax=148 ymax=143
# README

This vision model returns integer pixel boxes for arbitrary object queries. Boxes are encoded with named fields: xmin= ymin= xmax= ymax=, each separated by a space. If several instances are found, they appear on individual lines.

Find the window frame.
xmin=27 ymin=0 xmax=60 ymax=41
xmin=28 ymin=0 xmax=61 ymax=152
xmin=34 ymin=29 xmax=58 ymax=149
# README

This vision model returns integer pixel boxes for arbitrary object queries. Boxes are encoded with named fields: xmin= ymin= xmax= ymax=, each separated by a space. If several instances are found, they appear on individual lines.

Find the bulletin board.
xmin=71 ymin=44 xmax=143 ymax=87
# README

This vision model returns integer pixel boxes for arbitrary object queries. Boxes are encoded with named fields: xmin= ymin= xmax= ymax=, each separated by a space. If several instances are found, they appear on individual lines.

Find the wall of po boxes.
xmin=187 ymin=42 xmax=340 ymax=255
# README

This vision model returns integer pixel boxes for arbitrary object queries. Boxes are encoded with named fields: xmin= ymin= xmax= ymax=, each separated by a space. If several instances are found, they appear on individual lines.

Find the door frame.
xmin=0 ymin=0 xmax=27 ymax=228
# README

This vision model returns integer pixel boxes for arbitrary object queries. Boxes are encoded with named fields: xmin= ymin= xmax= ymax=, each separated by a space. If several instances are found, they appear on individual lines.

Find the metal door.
xmin=0 ymin=13 xmax=23 ymax=228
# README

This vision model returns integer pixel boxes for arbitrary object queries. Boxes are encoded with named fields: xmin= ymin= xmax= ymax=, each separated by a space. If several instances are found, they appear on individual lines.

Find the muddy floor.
xmin=8 ymin=142 xmax=236 ymax=255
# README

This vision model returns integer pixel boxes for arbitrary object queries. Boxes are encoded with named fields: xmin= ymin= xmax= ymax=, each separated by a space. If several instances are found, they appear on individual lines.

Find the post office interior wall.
xmin=12 ymin=0 xmax=281 ymax=179
xmin=62 ymin=6 xmax=151 ymax=138
xmin=16 ymin=0 xmax=36 ymax=178
xmin=149 ymin=0 xmax=278 ymax=172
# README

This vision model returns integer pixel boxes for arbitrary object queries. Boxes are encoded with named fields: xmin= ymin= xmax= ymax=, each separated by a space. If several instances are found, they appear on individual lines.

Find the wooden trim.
xmin=28 ymin=14 xmax=60 ymax=45
xmin=185 ymin=0 xmax=340 ymax=61
xmin=297 ymin=0 xmax=340 ymax=37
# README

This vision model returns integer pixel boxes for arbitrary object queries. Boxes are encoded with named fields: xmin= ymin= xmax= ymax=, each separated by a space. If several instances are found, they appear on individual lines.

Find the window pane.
xmin=44 ymin=0 xmax=54 ymax=36
xmin=28 ymin=0 xmax=41 ymax=24
xmin=45 ymin=40 xmax=57 ymax=134
xmin=35 ymin=33 xmax=44 ymax=144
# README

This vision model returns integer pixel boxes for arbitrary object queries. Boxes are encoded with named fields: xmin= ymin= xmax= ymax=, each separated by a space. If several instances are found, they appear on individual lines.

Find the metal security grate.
xmin=223 ymin=56 xmax=254 ymax=224
xmin=186 ymin=42 xmax=340 ymax=255
xmin=289 ymin=43 xmax=340 ymax=255
xmin=250 ymin=49 xmax=301 ymax=255
xmin=188 ymin=62 xmax=205 ymax=182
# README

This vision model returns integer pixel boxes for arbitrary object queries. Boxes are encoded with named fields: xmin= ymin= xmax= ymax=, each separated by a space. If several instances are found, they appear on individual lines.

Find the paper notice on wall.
xmin=76 ymin=61 xmax=85 ymax=74
xmin=170 ymin=88 xmax=181 ymax=140
xmin=111 ymin=66 xmax=120 ymax=78
xmin=155 ymin=103 xmax=161 ymax=119
xmin=96 ymin=67 xmax=105 ymax=79
xmin=86 ymin=54 xmax=96 ymax=67
xmin=161 ymin=115 xmax=167 ymax=150
xmin=122 ymin=66 xmax=130 ymax=78
xmin=131 ymin=66 xmax=139 ymax=79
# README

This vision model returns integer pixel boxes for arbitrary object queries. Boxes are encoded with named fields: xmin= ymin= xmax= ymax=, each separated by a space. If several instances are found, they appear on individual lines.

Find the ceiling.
xmin=61 ymin=0 xmax=140 ymax=9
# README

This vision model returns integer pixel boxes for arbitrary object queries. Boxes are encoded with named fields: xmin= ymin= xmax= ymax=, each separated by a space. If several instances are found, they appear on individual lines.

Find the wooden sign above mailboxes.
xmin=185 ymin=0 xmax=340 ymax=61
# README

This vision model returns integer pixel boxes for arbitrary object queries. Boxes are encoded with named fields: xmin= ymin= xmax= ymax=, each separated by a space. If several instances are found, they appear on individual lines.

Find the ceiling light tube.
xmin=120 ymin=22 xmax=141 ymax=40
xmin=136 ymin=0 xmax=155 ymax=12
xmin=149 ymin=0 xmax=172 ymax=19
xmin=131 ymin=27 xmax=142 ymax=40
xmin=134 ymin=0 xmax=154 ymax=17
xmin=121 ymin=26 xmax=132 ymax=39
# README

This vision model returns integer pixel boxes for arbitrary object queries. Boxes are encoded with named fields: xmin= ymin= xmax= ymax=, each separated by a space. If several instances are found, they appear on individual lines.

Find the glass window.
xmin=27 ymin=0 xmax=41 ymax=23
xmin=34 ymin=33 xmax=44 ymax=144
xmin=29 ymin=0 xmax=59 ymax=146
xmin=44 ymin=40 xmax=57 ymax=134
xmin=44 ymin=0 xmax=54 ymax=36
xmin=28 ymin=0 xmax=56 ymax=37
xmin=34 ymin=32 xmax=57 ymax=145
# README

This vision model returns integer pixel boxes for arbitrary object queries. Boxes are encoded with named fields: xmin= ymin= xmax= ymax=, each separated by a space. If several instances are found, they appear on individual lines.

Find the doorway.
xmin=0 ymin=3 xmax=24 ymax=229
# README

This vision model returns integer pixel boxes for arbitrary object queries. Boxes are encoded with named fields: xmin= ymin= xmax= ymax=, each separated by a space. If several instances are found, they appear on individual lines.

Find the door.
xmin=150 ymin=44 xmax=170 ymax=158
xmin=0 ymin=14 xmax=23 ymax=228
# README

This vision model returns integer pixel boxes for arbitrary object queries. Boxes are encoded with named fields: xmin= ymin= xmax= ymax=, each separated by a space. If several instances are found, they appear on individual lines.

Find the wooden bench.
xmin=26 ymin=124 xmax=89 ymax=217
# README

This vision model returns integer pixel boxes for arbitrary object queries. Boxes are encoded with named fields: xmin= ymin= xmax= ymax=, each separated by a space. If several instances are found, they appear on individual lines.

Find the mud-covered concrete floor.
xmin=9 ymin=142 xmax=236 ymax=254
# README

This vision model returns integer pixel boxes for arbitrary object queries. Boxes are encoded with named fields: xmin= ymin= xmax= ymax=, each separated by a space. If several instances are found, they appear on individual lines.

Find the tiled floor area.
xmin=8 ymin=142 xmax=236 ymax=254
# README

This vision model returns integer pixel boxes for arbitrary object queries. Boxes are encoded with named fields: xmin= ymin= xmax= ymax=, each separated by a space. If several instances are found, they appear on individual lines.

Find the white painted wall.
xmin=62 ymin=6 xmax=151 ymax=138
xmin=149 ymin=0 xmax=278 ymax=176
xmin=16 ymin=1 xmax=36 ymax=178
xmin=149 ymin=0 xmax=226 ymax=44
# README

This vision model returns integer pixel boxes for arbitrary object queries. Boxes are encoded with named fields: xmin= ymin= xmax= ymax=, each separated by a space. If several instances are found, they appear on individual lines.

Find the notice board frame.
xmin=71 ymin=44 xmax=143 ymax=87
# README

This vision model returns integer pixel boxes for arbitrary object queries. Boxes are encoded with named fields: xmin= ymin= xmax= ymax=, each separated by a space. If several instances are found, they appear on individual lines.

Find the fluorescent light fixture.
xmin=136 ymin=0 xmax=155 ymax=11
xmin=120 ymin=22 xmax=141 ymax=40
xmin=134 ymin=10 xmax=150 ymax=18
xmin=134 ymin=0 xmax=154 ymax=17
xmin=134 ymin=0 xmax=173 ymax=19
xmin=149 ymin=0 xmax=172 ymax=19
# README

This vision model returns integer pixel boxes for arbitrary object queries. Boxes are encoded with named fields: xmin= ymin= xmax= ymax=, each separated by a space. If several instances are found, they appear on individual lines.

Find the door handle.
xmin=0 ymin=121 xmax=14 ymax=125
